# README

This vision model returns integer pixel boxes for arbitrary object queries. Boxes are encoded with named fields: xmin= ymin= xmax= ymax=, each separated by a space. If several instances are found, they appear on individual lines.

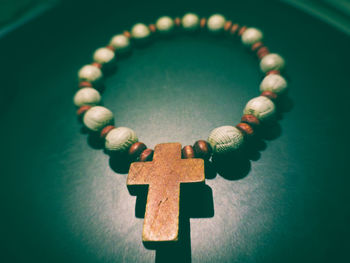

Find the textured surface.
xmin=127 ymin=143 xmax=204 ymax=243
xmin=1 ymin=0 xmax=350 ymax=262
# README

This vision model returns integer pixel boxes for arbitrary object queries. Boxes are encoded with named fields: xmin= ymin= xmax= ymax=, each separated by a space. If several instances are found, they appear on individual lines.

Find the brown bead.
xmin=266 ymin=70 xmax=280 ymax=75
xmin=193 ymin=140 xmax=212 ymax=160
xmin=100 ymin=125 xmax=115 ymax=139
xmin=174 ymin=17 xmax=181 ymax=26
xmin=236 ymin=123 xmax=254 ymax=138
xmin=257 ymin=46 xmax=270 ymax=59
xmin=140 ymin=149 xmax=154 ymax=162
xmin=238 ymin=26 xmax=247 ymax=36
xmin=241 ymin=114 xmax=261 ymax=127
xmin=77 ymin=105 xmax=91 ymax=121
xmin=261 ymin=91 xmax=278 ymax=101
xmin=230 ymin=24 xmax=239 ymax=35
xmin=79 ymin=81 xmax=93 ymax=88
xmin=224 ymin=21 xmax=233 ymax=31
xmin=200 ymin=18 xmax=206 ymax=28
xmin=251 ymin=41 xmax=263 ymax=51
xmin=149 ymin=24 xmax=156 ymax=33
xmin=91 ymin=62 xmax=102 ymax=69
xmin=106 ymin=45 xmax=115 ymax=51
xmin=129 ymin=142 xmax=147 ymax=161
xmin=123 ymin=30 xmax=131 ymax=38
xmin=182 ymin=145 xmax=195 ymax=159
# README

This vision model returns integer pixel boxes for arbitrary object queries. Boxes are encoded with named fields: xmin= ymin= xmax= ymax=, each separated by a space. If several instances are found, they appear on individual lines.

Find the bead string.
xmin=74 ymin=13 xmax=288 ymax=162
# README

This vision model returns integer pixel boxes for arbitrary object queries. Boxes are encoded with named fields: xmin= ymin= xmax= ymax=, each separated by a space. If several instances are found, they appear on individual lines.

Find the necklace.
xmin=74 ymin=13 xmax=288 ymax=246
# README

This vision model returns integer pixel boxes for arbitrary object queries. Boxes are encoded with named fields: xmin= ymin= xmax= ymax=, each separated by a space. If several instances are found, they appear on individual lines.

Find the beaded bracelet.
xmin=74 ymin=13 xmax=287 ymax=158
xmin=74 ymin=13 xmax=288 ymax=244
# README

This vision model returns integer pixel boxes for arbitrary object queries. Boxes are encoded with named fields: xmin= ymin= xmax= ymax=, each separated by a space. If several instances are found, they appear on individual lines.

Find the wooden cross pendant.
xmin=127 ymin=143 xmax=205 ymax=243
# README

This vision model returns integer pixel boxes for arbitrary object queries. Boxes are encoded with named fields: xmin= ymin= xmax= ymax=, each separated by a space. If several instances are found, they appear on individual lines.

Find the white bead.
xmin=260 ymin=74 xmax=288 ymax=95
xmin=78 ymin=64 xmax=103 ymax=84
xmin=131 ymin=23 xmax=151 ymax=40
xmin=83 ymin=106 xmax=114 ymax=132
xmin=105 ymin=127 xmax=138 ymax=152
xmin=181 ymin=13 xmax=200 ymax=31
xmin=156 ymin=16 xmax=174 ymax=33
xmin=243 ymin=96 xmax=275 ymax=121
xmin=241 ymin=27 xmax=263 ymax=46
xmin=208 ymin=126 xmax=244 ymax=154
xmin=73 ymin=87 xmax=101 ymax=107
xmin=93 ymin=47 xmax=115 ymax=65
xmin=109 ymin=34 xmax=130 ymax=52
xmin=207 ymin=14 xmax=226 ymax=33
xmin=260 ymin=53 xmax=285 ymax=73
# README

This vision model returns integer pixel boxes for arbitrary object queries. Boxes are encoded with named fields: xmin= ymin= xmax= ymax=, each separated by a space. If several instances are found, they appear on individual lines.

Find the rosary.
xmin=74 ymin=13 xmax=287 ymax=246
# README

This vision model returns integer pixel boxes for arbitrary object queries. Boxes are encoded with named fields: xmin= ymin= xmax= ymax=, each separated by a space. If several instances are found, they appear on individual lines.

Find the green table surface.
xmin=1 ymin=0 xmax=349 ymax=262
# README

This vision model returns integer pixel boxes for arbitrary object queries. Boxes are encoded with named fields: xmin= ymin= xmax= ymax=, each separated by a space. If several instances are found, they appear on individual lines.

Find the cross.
xmin=127 ymin=143 xmax=205 ymax=243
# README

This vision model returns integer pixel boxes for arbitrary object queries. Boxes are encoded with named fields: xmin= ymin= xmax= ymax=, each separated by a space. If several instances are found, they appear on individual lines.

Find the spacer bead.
xmin=91 ymin=62 xmax=102 ymax=69
xmin=241 ymin=114 xmax=261 ymax=127
xmin=224 ymin=21 xmax=233 ymax=31
xmin=100 ymin=125 xmax=116 ymax=139
xmin=251 ymin=41 xmax=263 ymax=51
xmin=140 ymin=149 xmax=154 ymax=162
xmin=149 ymin=24 xmax=156 ymax=33
xmin=123 ymin=31 xmax=131 ymax=38
xmin=266 ymin=70 xmax=280 ymax=75
xmin=257 ymin=47 xmax=270 ymax=59
xmin=77 ymin=105 xmax=92 ymax=117
xmin=230 ymin=24 xmax=239 ymax=35
xmin=174 ymin=17 xmax=181 ymax=26
xmin=236 ymin=123 xmax=254 ymax=138
xmin=200 ymin=18 xmax=206 ymax=28
xmin=238 ymin=26 xmax=247 ymax=36
xmin=106 ymin=45 xmax=115 ymax=51
xmin=79 ymin=81 xmax=93 ymax=88
xmin=193 ymin=140 xmax=212 ymax=159
xmin=261 ymin=90 xmax=278 ymax=101
xmin=128 ymin=142 xmax=147 ymax=161
xmin=182 ymin=145 xmax=195 ymax=159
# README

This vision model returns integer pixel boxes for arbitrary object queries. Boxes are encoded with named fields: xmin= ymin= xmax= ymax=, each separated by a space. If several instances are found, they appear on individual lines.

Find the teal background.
xmin=1 ymin=0 xmax=350 ymax=262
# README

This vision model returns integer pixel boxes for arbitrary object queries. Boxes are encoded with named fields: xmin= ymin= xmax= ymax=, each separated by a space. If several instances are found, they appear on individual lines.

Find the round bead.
xmin=100 ymin=125 xmax=115 ymax=139
xmin=193 ymin=140 xmax=212 ymax=159
xmin=83 ymin=106 xmax=114 ymax=132
xmin=182 ymin=145 xmax=195 ymax=159
xmin=128 ymin=142 xmax=147 ymax=161
xmin=156 ymin=16 xmax=174 ymax=33
xmin=260 ymin=53 xmax=285 ymax=73
xmin=78 ymin=64 xmax=102 ymax=84
xmin=105 ymin=127 xmax=138 ymax=152
xmin=243 ymin=96 xmax=275 ymax=121
xmin=140 ymin=149 xmax=154 ymax=162
xmin=260 ymin=74 xmax=287 ymax=95
xmin=241 ymin=114 xmax=260 ymax=127
xmin=131 ymin=23 xmax=151 ymax=40
xmin=181 ymin=13 xmax=200 ymax=31
xmin=93 ymin=47 xmax=115 ymax=65
xmin=208 ymin=126 xmax=244 ymax=154
xmin=241 ymin=27 xmax=263 ymax=46
xmin=109 ymin=34 xmax=130 ymax=52
xmin=73 ymin=87 xmax=101 ymax=107
xmin=207 ymin=14 xmax=226 ymax=33
xmin=236 ymin=123 xmax=254 ymax=138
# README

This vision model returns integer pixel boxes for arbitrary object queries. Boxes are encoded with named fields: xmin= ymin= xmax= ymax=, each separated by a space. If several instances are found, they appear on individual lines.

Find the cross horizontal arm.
xmin=178 ymin=158 xmax=205 ymax=183
xmin=127 ymin=162 xmax=154 ymax=186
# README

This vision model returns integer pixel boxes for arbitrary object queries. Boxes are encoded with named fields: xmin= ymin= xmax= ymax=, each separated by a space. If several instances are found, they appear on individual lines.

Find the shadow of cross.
xmin=127 ymin=143 xmax=205 ymax=245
